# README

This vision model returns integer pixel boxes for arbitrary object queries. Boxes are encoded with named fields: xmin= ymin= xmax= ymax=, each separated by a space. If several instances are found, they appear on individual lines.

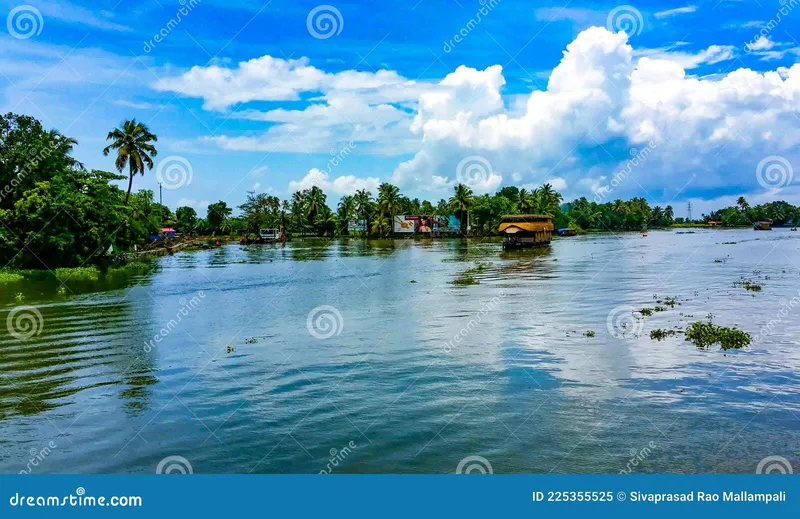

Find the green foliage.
xmin=685 ymin=322 xmax=751 ymax=350
xmin=175 ymin=206 xmax=198 ymax=233
xmin=650 ymin=329 xmax=678 ymax=341
xmin=102 ymin=119 xmax=158 ymax=204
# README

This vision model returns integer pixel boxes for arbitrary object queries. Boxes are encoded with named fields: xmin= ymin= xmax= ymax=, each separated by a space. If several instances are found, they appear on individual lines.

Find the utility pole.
xmin=687 ymin=201 xmax=693 ymax=222
xmin=159 ymin=182 xmax=163 ymax=205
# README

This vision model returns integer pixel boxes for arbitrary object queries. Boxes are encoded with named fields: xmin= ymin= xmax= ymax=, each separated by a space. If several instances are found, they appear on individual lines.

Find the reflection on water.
xmin=1 ymin=231 xmax=800 ymax=474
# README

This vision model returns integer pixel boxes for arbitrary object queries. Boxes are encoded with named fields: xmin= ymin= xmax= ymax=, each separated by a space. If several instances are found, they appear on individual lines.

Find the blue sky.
xmin=2 ymin=0 xmax=799 ymax=217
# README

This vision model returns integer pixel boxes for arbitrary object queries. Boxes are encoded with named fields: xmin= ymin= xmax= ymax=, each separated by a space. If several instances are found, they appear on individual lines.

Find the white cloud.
xmin=252 ymin=182 xmax=261 ymax=191
xmin=288 ymin=169 xmax=381 ymax=196
xmin=747 ymin=35 xmax=775 ymax=51
xmin=654 ymin=6 xmax=698 ymax=19
xmin=36 ymin=0 xmax=133 ymax=31
xmin=634 ymin=44 xmax=736 ymax=69
xmin=177 ymin=198 xmax=211 ymax=212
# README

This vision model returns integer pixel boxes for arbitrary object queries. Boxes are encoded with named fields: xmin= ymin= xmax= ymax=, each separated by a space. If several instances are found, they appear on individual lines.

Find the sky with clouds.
xmin=2 ymin=0 xmax=799 ymax=217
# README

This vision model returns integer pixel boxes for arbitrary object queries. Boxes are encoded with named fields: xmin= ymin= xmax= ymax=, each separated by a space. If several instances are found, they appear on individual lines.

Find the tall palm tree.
xmin=449 ymin=183 xmax=474 ymax=235
xmin=370 ymin=214 xmax=391 ymax=236
xmin=280 ymin=200 xmax=289 ymax=237
xmin=338 ymin=195 xmax=356 ymax=235
xmin=354 ymin=189 xmax=374 ymax=234
xmin=377 ymin=182 xmax=402 ymax=217
xmin=103 ymin=119 xmax=158 ymax=205
xmin=305 ymin=186 xmax=326 ymax=223
xmin=737 ymin=196 xmax=750 ymax=212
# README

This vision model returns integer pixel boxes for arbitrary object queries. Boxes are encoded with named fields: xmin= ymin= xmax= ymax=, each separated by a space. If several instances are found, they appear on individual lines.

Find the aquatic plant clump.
xmin=734 ymin=280 xmax=762 ymax=292
xmin=0 ymin=271 xmax=25 ymax=284
xmin=638 ymin=308 xmax=654 ymax=317
xmin=650 ymin=329 xmax=678 ymax=341
xmin=685 ymin=322 xmax=751 ymax=350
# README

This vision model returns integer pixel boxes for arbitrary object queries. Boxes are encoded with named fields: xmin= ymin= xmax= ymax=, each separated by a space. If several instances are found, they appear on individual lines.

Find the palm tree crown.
xmin=103 ymin=119 xmax=158 ymax=204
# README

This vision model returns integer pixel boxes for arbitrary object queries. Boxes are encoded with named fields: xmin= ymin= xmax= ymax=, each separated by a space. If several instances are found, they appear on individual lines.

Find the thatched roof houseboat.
xmin=498 ymin=214 xmax=553 ymax=248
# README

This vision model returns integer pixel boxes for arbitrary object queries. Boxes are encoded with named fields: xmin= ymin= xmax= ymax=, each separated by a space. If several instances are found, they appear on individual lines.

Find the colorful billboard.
xmin=393 ymin=215 xmax=461 ymax=234
xmin=393 ymin=215 xmax=416 ymax=233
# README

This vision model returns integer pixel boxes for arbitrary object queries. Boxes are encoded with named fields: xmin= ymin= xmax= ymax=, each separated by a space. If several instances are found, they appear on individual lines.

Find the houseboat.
xmin=754 ymin=219 xmax=772 ymax=231
xmin=557 ymin=228 xmax=577 ymax=237
xmin=498 ymin=214 xmax=553 ymax=248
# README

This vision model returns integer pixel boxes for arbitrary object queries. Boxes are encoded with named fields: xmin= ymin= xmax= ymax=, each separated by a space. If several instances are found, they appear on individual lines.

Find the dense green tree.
xmin=176 ymin=206 xmax=198 ymax=233
xmin=207 ymin=201 xmax=232 ymax=234
xmin=449 ymin=184 xmax=475 ymax=234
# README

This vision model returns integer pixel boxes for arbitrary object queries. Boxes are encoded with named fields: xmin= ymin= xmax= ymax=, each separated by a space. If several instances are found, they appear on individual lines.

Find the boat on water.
xmin=498 ymin=214 xmax=553 ymax=248
xmin=754 ymin=219 xmax=773 ymax=231
xmin=557 ymin=228 xmax=577 ymax=237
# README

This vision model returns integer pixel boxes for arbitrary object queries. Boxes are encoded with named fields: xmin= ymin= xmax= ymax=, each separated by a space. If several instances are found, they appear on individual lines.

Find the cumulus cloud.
xmin=654 ymin=6 xmax=698 ymax=19
xmin=288 ymin=169 xmax=381 ymax=196
xmin=155 ymin=27 xmax=800 ymax=200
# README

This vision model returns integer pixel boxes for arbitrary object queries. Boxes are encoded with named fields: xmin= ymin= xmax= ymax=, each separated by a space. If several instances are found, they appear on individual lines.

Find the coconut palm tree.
xmin=305 ymin=186 xmax=326 ymax=223
xmin=338 ymin=195 xmax=356 ymax=235
xmin=354 ymin=189 xmax=374 ymax=235
xmin=449 ymin=183 xmax=474 ymax=235
xmin=280 ymin=200 xmax=289 ymax=237
xmin=737 ymin=196 xmax=750 ymax=212
xmin=370 ymin=214 xmax=391 ymax=236
xmin=377 ymin=182 xmax=402 ymax=217
xmin=103 ymin=119 xmax=158 ymax=205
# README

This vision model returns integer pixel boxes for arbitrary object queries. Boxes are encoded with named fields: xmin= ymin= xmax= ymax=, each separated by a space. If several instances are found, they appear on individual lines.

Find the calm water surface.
xmin=2 ymin=229 xmax=799 ymax=473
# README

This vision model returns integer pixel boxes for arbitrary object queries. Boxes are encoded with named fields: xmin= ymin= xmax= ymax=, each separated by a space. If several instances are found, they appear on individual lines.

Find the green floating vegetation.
xmin=638 ymin=308 xmax=654 ymax=317
xmin=55 ymin=266 xmax=101 ymax=282
xmin=654 ymin=306 xmax=668 ymax=312
xmin=451 ymin=274 xmax=479 ymax=286
xmin=584 ymin=330 xmax=595 ymax=338
xmin=734 ymin=280 xmax=762 ymax=292
xmin=722 ymin=241 xmax=737 ymax=245
xmin=662 ymin=297 xmax=678 ymax=308
xmin=685 ymin=322 xmax=751 ymax=350
xmin=0 ymin=271 xmax=25 ymax=284
xmin=650 ymin=329 xmax=678 ymax=341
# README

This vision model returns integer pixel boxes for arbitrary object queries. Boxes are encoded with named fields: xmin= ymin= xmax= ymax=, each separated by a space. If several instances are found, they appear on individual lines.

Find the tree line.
xmin=2 ymin=112 xmax=795 ymax=268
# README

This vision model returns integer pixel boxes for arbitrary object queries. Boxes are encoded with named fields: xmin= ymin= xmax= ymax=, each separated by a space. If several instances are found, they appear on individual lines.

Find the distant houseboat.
xmin=557 ymin=228 xmax=577 ymax=237
xmin=498 ymin=214 xmax=553 ymax=248
xmin=754 ymin=219 xmax=772 ymax=231
xmin=259 ymin=228 xmax=281 ymax=242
